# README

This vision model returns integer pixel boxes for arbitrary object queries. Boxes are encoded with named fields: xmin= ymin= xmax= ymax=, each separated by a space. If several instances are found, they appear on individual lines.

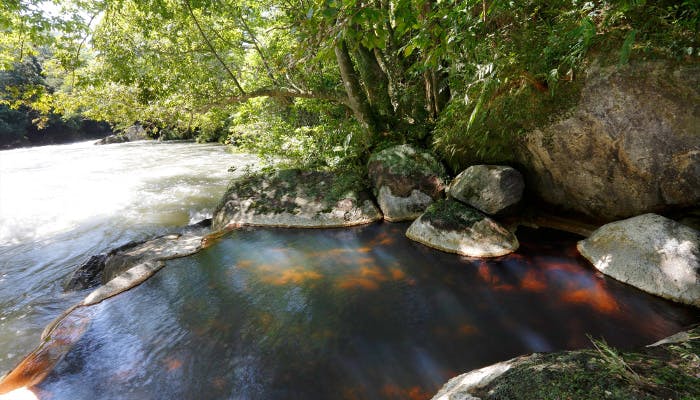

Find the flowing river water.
xmin=0 ymin=141 xmax=698 ymax=399
xmin=0 ymin=141 xmax=257 ymax=376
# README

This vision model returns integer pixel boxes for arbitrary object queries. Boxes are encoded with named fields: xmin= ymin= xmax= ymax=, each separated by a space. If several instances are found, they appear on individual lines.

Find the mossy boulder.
xmin=432 ymin=326 xmax=700 ymax=400
xmin=212 ymin=169 xmax=382 ymax=229
xmin=519 ymin=60 xmax=700 ymax=220
xmin=406 ymin=199 xmax=518 ymax=257
xmin=448 ymin=165 xmax=524 ymax=215
xmin=577 ymin=213 xmax=700 ymax=307
xmin=368 ymin=144 xmax=446 ymax=221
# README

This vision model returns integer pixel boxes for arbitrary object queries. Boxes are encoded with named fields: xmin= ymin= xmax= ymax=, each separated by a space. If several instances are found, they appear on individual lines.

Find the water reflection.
xmin=32 ymin=224 xmax=697 ymax=399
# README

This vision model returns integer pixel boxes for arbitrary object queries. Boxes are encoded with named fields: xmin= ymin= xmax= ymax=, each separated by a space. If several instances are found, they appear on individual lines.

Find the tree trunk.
xmin=334 ymin=40 xmax=379 ymax=137
xmin=354 ymin=44 xmax=393 ymax=131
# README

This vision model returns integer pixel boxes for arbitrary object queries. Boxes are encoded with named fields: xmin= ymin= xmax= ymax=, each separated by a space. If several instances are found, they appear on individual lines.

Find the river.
xmin=0 ymin=140 xmax=257 ymax=375
xmin=0 ymin=141 xmax=697 ymax=399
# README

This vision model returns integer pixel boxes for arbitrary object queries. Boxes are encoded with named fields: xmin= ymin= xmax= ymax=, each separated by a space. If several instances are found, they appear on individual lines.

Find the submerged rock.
xmin=519 ymin=61 xmax=700 ymax=220
xmin=101 ymin=233 xmax=204 ymax=283
xmin=368 ymin=144 xmax=446 ymax=221
xmin=448 ymin=165 xmax=524 ymax=215
xmin=212 ymin=169 xmax=382 ymax=229
xmin=65 ymin=220 xmax=211 ymax=291
xmin=577 ymin=213 xmax=700 ymax=307
xmin=406 ymin=199 xmax=518 ymax=257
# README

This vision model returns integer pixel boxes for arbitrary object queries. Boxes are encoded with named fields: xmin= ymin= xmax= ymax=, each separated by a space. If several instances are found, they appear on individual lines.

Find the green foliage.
xmin=427 ymin=0 xmax=698 ymax=170
xmin=228 ymin=97 xmax=367 ymax=169
xmin=1 ymin=0 xmax=696 ymax=163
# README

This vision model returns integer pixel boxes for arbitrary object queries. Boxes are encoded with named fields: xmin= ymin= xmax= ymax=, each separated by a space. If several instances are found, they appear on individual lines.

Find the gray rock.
xmin=65 ymin=219 xmax=211 ymax=291
xmin=519 ymin=61 xmax=700 ymax=220
xmin=406 ymin=200 xmax=519 ymax=257
xmin=368 ymin=144 xmax=446 ymax=221
xmin=212 ymin=169 xmax=382 ymax=229
xmin=95 ymin=134 xmax=128 ymax=145
xmin=448 ymin=165 xmax=524 ymax=215
xmin=123 ymin=124 xmax=148 ymax=141
xmin=432 ymin=358 xmax=520 ymax=400
xmin=577 ymin=213 xmax=700 ymax=307
xmin=102 ymin=233 xmax=204 ymax=283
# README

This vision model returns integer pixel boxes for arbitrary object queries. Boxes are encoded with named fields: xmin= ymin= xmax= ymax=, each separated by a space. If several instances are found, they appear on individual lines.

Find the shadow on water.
xmin=29 ymin=223 xmax=698 ymax=400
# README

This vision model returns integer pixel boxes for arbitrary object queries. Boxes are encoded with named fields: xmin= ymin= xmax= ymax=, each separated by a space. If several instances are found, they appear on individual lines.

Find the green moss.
xmin=472 ymin=327 xmax=700 ymax=400
xmin=218 ymin=168 xmax=369 ymax=216
xmin=433 ymin=77 xmax=583 ymax=172
xmin=368 ymin=144 xmax=446 ymax=178
xmin=421 ymin=199 xmax=485 ymax=231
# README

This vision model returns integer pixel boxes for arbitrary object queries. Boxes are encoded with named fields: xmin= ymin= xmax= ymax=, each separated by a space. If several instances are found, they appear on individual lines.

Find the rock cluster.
xmin=397 ymin=160 xmax=524 ymax=257
xmin=367 ymin=144 xmax=446 ymax=221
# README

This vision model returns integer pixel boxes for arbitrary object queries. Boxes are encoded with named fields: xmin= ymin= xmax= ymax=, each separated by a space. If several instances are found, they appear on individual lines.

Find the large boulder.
xmin=406 ymin=199 xmax=518 ymax=257
xmin=577 ymin=213 xmax=700 ymax=307
xmin=368 ymin=144 xmax=446 ymax=221
xmin=519 ymin=61 xmax=700 ymax=220
xmin=448 ymin=165 xmax=524 ymax=215
xmin=212 ymin=169 xmax=382 ymax=229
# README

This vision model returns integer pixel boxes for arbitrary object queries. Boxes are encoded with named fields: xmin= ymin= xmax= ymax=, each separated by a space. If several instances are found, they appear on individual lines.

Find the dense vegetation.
xmin=0 ymin=56 xmax=111 ymax=148
xmin=1 ymin=1 xmax=697 ymax=164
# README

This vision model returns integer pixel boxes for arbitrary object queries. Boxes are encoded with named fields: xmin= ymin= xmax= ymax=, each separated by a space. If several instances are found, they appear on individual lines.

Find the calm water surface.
xmin=34 ymin=223 xmax=698 ymax=400
xmin=0 ymin=141 xmax=257 ymax=375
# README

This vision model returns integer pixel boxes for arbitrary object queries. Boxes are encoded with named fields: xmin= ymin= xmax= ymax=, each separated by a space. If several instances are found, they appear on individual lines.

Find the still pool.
xmin=30 ymin=223 xmax=698 ymax=399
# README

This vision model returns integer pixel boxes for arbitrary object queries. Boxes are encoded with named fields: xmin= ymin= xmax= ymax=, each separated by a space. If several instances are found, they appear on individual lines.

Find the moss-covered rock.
xmin=405 ymin=199 xmax=518 ymax=257
xmin=212 ymin=169 xmax=382 ymax=229
xmin=368 ymin=144 xmax=446 ymax=221
xmin=432 ymin=326 xmax=700 ymax=400
xmin=518 ymin=60 xmax=700 ymax=220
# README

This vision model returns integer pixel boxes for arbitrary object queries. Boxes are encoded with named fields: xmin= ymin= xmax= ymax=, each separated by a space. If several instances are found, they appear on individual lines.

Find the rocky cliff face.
xmin=519 ymin=60 xmax=700 ymax=221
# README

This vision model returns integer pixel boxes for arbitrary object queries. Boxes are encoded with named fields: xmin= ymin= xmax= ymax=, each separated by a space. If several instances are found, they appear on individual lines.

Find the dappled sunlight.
xmin=657 ymin=238 xmax=699 ymax=287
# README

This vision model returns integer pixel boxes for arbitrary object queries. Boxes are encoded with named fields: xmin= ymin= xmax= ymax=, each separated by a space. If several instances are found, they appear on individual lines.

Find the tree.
xmin=2 ymin=0 xmax=697 ymax=164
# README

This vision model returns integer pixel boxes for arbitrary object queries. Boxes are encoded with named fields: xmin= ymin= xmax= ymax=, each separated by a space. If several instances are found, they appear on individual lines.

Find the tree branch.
xmin=222 ymin=87 xmax=349 ymax=106
xmin=183 ymin=0 xmax=246 ymax=95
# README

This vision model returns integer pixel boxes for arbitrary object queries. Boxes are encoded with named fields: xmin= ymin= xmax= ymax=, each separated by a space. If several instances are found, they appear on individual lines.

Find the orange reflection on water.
xmin=560 ymin=282 xmax=620 ymax=314
xmin=262 ymin=269 xmax=323 ymax=286
xmin=0 ymin=306 xmax=96 ymax=394
xmin=390 ymin=268 xmax=406 ymax=280
xmin=380 ymin=383 xmax=430 ymax=400
xmin=164 ymin=357 xmax=183 ymax=372
xmin=337 ymin=277 xmax=381 ymax=291
xmin=520 ymin=270 xmax=547 ymax=292
xmin=457 ymin=324 xmax=478 ymax=336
